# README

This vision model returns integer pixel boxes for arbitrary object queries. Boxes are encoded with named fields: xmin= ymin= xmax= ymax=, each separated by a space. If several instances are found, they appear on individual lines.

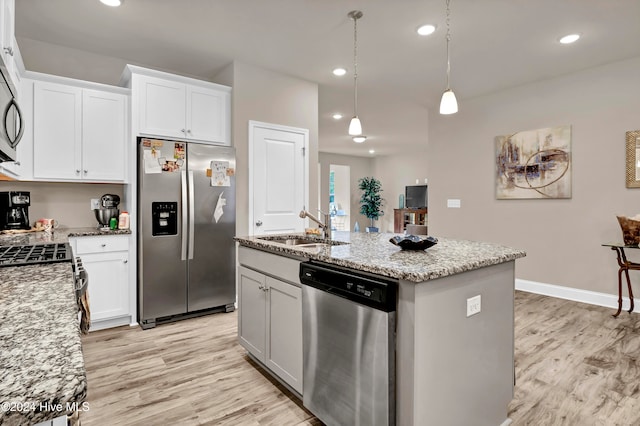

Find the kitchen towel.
xmin=79 ymin=291 xmax=91 ymax=334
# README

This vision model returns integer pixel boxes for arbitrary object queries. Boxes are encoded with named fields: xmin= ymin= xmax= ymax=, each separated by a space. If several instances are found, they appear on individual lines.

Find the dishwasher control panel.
xmin=299 ymin=261 xmax=397 ymax=312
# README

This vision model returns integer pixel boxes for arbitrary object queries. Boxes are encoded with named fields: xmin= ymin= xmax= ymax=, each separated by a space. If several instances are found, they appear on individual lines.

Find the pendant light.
xmin=439 ymin=0 xmax=458 ymax=115
xmin=348 ymin=10 xmax=364 ymax=136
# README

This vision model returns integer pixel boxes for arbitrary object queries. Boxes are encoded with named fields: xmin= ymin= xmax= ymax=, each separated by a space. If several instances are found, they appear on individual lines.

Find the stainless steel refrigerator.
xmin=137 ymin=138 xmax=236 ymax=329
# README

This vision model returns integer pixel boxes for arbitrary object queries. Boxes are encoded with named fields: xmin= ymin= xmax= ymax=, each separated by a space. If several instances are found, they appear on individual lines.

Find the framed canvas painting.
xmin=495 ymin=125 xmax=571 ymax=199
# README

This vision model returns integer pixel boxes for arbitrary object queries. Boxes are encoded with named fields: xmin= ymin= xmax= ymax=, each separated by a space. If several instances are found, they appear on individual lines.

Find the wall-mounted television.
xmin=405 ymin=185 xmax=427 ymax=209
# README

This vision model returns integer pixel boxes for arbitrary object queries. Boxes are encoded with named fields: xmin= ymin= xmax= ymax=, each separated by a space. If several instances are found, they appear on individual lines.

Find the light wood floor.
xmin=80 ymin=291 xmax=640 ymax=425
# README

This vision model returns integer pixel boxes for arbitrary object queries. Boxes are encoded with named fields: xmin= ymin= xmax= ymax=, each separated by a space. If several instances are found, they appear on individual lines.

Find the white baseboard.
xmin=516 ymin=279 xmax=637 ymax=313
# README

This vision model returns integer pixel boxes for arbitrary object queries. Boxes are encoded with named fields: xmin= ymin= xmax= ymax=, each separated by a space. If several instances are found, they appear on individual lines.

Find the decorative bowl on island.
xmin=389 ymin=235 xmax=438 ymax=251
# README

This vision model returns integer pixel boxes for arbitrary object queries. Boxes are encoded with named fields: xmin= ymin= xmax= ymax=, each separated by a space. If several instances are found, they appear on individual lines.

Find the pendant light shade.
xmin=439 ymin=0 xmax=458 ymax=115
xmin=439 ymin=89 xmax=458 ymax=115
xmin=348 ymin=10 xmax=364 ymax=137
xmin=349 ymin=117 xmax=362 ymax=136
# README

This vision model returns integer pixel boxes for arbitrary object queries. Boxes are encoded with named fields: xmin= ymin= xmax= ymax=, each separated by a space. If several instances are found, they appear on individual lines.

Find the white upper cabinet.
xmin=138 ymin=75 xmax=186 ymax=140
xmin=125 ymin=66 xmax=231 ymax=146
xmin=33 ymin=81 xmax=82 ymax=180
xmin=82 ymin=89 xmax=126 ymax=181
xmin=0 ymin=0 xmax=18 ymax=93
xmin=33 ymin=80 xmax=127 ymax=182
xmin=186 ymin=85 xmax=229 ymax=143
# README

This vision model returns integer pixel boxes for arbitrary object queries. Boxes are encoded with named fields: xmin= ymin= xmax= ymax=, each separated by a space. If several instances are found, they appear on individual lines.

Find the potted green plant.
xmin=358 ymin=177 xmax=384 ymax=232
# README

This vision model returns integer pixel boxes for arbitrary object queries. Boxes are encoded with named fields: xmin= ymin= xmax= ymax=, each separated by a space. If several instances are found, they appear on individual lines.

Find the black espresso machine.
xmin=0 ymin=191 xmax=31 ymax=230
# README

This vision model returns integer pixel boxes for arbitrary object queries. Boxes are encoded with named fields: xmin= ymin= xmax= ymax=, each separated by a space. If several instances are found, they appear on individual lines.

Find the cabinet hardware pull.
xmin=181 ymin=129 xmax=186 ymax=133
xmin=123 ymin=260 xmax=128 ymax=264
xmin=187 ymin=129 xmax=191 ymax=134
xmin=76 ymin=170 xmax=80 ymax=174
xmin=101 ymin=244 xmax=106 ymax=247
xmin=14 ymin=161 xmax=20 ymax=166
xmin=3 ymin=47 xmax=13 ymax=56
xmin=84 ymin=170 xmax=88 ymax=174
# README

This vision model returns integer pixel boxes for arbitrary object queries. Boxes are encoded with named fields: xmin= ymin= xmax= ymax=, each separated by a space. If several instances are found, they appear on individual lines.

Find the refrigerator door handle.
xmin=188 ymin=171 xmax=195 ymax=260
xmin=181 ymin=170 xmax=188 ymax=261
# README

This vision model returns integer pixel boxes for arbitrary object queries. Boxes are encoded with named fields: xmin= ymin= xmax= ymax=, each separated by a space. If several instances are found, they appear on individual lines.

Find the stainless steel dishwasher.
xmin=299 ymin=261 xmax=397 ymax=426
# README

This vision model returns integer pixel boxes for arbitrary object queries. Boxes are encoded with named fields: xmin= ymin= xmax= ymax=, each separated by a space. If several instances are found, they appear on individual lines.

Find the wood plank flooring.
xmin=80 ymin=310 xmax=319 ymax=426
xmin=80 ymin=291 xmax=640 ymax=425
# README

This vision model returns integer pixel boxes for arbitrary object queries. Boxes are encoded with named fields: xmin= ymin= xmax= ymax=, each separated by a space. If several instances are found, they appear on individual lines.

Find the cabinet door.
xmin=82 ymin=89 xmax=126 ymax=182
xmin=138 ymin=75 xmax=186 ymax=139
xmin=82 ymin=250 xmax=129 ymax=324
xmin=33 ymin=82 xmax=82 ymax=180
xmin=266 ymin=276 xmax=303 ymax=394
xmin=238 ymin=266 xmax=267 ymax=362
xmin=186 ymin=85 xmax=230 ymax=145
xmin=0 ymin=0 xmax=17 ymax=91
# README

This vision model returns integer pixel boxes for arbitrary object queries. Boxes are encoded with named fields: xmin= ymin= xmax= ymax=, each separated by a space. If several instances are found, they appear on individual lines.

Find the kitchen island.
xmin=236 ymin=231 xmax=526 ymax=426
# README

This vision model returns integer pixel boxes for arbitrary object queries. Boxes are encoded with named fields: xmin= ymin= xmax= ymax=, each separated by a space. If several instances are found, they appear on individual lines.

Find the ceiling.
xmin=14 ymin=0 xmax=640 ymax=157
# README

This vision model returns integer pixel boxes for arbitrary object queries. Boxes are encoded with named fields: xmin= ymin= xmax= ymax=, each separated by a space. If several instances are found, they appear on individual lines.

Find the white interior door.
xmin=249 ymin=121 xmax=308 ymax=235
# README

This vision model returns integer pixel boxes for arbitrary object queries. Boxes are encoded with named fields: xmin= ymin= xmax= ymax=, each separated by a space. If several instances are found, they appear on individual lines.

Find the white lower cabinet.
xmin=69 ymin=235 xmax=131 ymax=331
xmin=238 ymin=248 xmax=303 ymax=395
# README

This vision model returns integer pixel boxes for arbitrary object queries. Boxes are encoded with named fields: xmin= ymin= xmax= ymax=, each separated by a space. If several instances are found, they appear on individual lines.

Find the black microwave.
xmin=0 ymin=62 xmax=24 ymax=163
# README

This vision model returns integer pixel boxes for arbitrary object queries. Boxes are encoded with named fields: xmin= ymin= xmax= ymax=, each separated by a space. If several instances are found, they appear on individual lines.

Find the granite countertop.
xmin=0 ymin=263 xmax=86 ymax=425
xmin=235 ymin=231 xmax=526 ymax=283
xmin=0 ymin=227 xmax=131 ymax=246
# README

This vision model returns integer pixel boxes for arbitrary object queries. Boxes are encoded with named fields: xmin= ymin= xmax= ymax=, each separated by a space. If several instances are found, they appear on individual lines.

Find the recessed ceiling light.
xmin=353 ymin=136 xmax=367 ymax=143
xmin=332 ymin=68 xmax=347 ymax=76
xmin=332 ymin=113 xmax=343 ymax=120
xmin=416 ymin=24 xmax=436 ymax=36
xmin=369 ymin=149 xmax=375 ymax=154
xmin=100 ymin=0 xmax=122 ymax=6
xmin=559 ymin=34 xmax=580 ymax=44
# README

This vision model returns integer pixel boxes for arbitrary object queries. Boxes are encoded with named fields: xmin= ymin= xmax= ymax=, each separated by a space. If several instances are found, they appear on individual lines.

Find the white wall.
xmin=428 ymin=56 xmax=640 ymax=295
xmin=320 ymin=152 xmax=430 ymax=233
xmin=373 ymin=152 xmax=429 ymax=233
xmin=0 ymin=181 xmax=125 ymax=228
xmin=219 ymin=61 xmax=319 ymax=237
xmin=318 ymin=153 xmax=372 ymax=232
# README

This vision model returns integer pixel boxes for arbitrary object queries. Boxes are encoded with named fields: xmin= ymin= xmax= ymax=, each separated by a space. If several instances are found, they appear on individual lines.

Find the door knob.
xmin=255 ymin=220 xmax=263 ymax=227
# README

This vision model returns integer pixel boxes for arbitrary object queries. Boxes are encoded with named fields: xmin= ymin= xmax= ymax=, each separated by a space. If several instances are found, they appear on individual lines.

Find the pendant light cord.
xmin=445 ymin=0 xmax=451 ymax=90
xmin=353 ymin=14 xmax=359 ymax=117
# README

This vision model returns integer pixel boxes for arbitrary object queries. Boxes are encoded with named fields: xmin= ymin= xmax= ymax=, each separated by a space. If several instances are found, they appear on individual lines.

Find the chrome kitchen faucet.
xmin=299 ymin=210 xmax=330 ymax=239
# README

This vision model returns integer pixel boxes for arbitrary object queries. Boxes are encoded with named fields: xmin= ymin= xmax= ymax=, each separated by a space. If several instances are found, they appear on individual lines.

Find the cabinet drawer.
xmin=238 ymin=246 xmax=304 ymax=286
xmin=74 ymin=235 xmax=129 ymax=254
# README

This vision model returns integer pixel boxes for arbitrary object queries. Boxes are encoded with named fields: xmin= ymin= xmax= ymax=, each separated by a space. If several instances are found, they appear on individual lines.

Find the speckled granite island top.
xmin=235 ymin=231 xmax=526 ymax=282
xmin=0 ymin=263 xmax=86 ymax=425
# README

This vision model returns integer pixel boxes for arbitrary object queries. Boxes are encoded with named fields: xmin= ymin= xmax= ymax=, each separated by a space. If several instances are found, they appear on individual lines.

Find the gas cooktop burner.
xmin=0 ymin=243 xmax=73 ymax=267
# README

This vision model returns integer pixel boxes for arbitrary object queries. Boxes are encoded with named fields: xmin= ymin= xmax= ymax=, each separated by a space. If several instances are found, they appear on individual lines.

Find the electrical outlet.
xmin=90 ymin=198 xmax=99 ymax=210
xmin=467 ymin=295 xmax=481 ymax=317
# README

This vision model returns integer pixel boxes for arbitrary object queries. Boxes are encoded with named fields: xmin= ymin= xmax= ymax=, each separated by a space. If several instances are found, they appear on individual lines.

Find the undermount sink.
xmin=257 ymin=236 xmax=348 ymax=247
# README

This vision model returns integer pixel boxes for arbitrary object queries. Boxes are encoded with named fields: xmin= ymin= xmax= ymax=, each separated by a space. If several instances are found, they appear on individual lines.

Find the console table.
xmin=393 ymin=208 xmax=427 ymax=233
xmin=602 ymin=243 xmax=640 ymax=317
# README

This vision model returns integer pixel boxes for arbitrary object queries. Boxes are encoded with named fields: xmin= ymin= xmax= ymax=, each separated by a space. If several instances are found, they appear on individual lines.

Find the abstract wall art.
xmin=495 ymin=125 xmax=571 ymax=199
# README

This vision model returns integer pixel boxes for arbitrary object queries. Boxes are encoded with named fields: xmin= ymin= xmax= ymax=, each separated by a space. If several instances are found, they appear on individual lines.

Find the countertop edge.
xmin=235 ymin=233 xmax=526 ymax=283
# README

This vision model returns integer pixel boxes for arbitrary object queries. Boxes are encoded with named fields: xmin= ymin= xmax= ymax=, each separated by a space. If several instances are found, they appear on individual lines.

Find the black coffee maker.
xmin=0 ymin=191 xmax=31 ymax=230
